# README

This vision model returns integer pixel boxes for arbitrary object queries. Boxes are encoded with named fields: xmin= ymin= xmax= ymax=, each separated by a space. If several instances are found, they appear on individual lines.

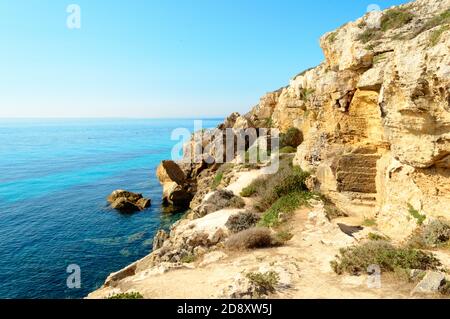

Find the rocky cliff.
xmin=89 ymin=0 xmax=450 ymax=299
xmin=248 ymin=0 xmax=450 ymax=240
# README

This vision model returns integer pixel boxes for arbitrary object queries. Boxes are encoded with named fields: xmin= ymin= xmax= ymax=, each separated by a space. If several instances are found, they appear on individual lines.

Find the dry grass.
xmin=225 ymin=211 xmax=261 ymax=234
xmin=225 ymin=227 xmax=276 ymax=250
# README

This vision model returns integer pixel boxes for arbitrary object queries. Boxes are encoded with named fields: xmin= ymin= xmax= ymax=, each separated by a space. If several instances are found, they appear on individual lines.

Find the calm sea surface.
xmin=0 ymin=118 xmax=222 ymax=298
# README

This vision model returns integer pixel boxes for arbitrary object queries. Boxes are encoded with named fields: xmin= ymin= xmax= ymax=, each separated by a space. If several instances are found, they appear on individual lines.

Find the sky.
xmin=0 ymin=0 xmax=409 ymax=118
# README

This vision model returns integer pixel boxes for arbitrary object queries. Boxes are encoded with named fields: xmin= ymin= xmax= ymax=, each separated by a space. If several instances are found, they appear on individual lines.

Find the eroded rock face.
xmin=156 ymin=160 xmax=195 ymax=207
xmin=261 ymin=0 xmax=450 ymax=239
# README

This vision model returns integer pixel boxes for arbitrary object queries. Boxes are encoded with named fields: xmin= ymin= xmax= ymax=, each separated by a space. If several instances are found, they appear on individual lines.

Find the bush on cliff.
xmin=241 ymin=158 xmax=310 ymax=211
xmin=225 ymin=211 xmax=261 ymax=234
xmin=331 ymin=241 xmax=441 ymax=276
xmin=407 ymin=219 xmax=450 ymax=249
xmin=107 ymin=292 xmax=143 ymax=299
xmin=225 ymin=227 xmax=278 ymax=250
xmin=258 ymin=191 xmax=315 ymax=227
xmin=380 ymin=8 xmax=414 ymax=31
xmin=245 ymin=271 xmax=280 ymax=298
xmin=280 ymin=127 xmax=303 ymax=149
xmin=279 ymin=146 xmax=297 ymax=154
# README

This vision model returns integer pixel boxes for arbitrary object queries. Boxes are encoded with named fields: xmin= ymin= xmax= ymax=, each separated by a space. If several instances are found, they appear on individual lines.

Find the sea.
xmin=0 ymin=118 xmax=222 ymax=299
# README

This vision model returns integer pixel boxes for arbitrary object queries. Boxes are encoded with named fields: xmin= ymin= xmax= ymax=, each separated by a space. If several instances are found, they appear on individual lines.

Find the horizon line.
xmin=0 ymin=116 xmax=227 ymax=120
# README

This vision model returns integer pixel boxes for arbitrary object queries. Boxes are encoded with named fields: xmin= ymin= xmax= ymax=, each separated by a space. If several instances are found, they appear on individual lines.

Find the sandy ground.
xmin=88 ymin=166 xmax=449 ymax=299
xmin=89 ymin=207 xmax=425 ymax=299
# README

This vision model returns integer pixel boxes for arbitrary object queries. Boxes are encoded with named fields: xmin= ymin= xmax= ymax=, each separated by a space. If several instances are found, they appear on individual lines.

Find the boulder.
xmin=156 ymin=160 xmax=186 ymax=185
xmin=411 ymin=271 xmax=446 ymax=295
xmin=107 ymin=190 xmax=151 ymax=213
xmin=192 ymin=190 xmax=245 ymax=218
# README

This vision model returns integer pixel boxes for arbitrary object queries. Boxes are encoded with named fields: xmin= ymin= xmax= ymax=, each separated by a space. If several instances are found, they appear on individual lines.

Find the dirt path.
xmin=89 ymin=204 xmax=417 ymax=299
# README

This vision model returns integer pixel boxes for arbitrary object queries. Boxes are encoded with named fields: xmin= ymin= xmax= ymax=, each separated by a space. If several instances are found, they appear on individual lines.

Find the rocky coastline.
xmin=88 ymin=0 xmax=450 ymax=299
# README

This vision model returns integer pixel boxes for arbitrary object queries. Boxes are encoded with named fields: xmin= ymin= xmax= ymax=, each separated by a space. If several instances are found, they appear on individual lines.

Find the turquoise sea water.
xmin=0 ymin=118 xmax=222 ymax=299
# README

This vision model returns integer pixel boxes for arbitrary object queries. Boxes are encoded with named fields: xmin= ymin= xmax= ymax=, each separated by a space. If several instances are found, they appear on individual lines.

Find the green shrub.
xmin=275 ymin=230 xmax=294 ymax=243
xmin=407 ymin=219 xmax=450 ymax=249
xmin=107 ymin=292 xmax=144 ymax=299
xmin=180 ymin=254 xmax=196 ymax=264
xmin=327 ymin=32 xmax=337 ymax=43
xmin=380 ymin=8 xmax=414 ymax=31
xmin=368 ymin=233 xmax=390 ymax=241
xmin=211 ymin=172 xmax=224 ymax=190
xmin=240 ymin=158 xmax=308 ymax=211
xmin=245 ymin=271 xmax=280 ymax=297
xmin=299 ymin=88 xmax=315 ymax=102
xmin=331 ymin=241 xmax=441 ymax=275
xmin=264 ymin=117 xmax=274 ymax=128
xmin=273 ymin=166 xmax=309 ymax=197
xmin=225 ymin=227 xmax=275 ymax=250
xmin=362 ymin=218 xmax=377 ymax=227
xmin=408 ymin=204 xmax=426 ymax=225
xmin=279 ymin=146 xmax=297 ymax=154
xmin=240 ymin=185 xmax=257 ymax=197
xmin=429 ymin=25 xmax=449 ymax=46
xmin=226 ymin=211 xmax=261 ymax=233
xmin=373 ymin=52 xmax=388 ymax=64
xmin=280 ymin=127 xmax=303 ymax=148
xmin=358 ymin=28 xmax=381 ymax=43
xmin=415 ymin=9 xmax=450 ymax=37
xmin=259 ymin=192 xmax=314 ymax=227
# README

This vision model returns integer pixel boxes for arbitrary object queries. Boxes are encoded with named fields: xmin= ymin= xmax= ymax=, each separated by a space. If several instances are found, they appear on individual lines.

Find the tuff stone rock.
xmin=411 ymin=271 xmax=446 ymax=295
xmin=107 ymin=190 xmax=151 ymax=213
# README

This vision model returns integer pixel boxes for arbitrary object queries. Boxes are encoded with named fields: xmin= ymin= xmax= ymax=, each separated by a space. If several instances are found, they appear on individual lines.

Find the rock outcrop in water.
xmin=107 ymin=190 xmax=151 ymax=213
xmin=90 ymin=0 xmax=450 ymax=299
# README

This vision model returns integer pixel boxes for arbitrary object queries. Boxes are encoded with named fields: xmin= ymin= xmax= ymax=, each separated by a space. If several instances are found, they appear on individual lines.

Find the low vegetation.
xmin=225 ymin=211 xmax=261 ymax=234
xmin=211 ymin=172 xmax=224 ymax=190
xmin=245 ymin=271 xmax=280 ymax=298
xmin=407 ymin=219 xmax=450 ymax=249
xmin=327 ymin=31 xmax=337 ymax=43
xmin=380 ymin=8 xmax=414 ymax=31
xmin=408 ymin=204 xmax=426 ymax=225
xmin=429 ymin=25 xmax=449 ymax=46
xmin=358 ymin=8 xmax=414 ymax=44
xmin=279 ymin=146 xmax=297 ymax=154
xmin=331 ymin=241 xmax=441 ymax=276
xmin=358 ymin=28 xmax=381 ymax=44
xmin=299 ymin=88 xmax=315 ymax=102
xmin=225 ymin=227 xmax=277 ymax=250
xmin=368 ymin=232 xmax=390 ymax=242
xmin=240 ymin=158 xmax=314 ymax=228
xmin=259 ymin=191 xmax=315 ymax=227
xmin=275 ymin=230 xmax=294 ymax=243
xmin=414 ymin=8 xmax=450 ymax=38
xmin=180 ymin=254 xmax=197 ymax=264
xmin=280 ymin=127 xmax=303 ymax=148
xmin=362 ymin=218 xmax=377 ymax=227
xmin=107 ymin=292 xmax=144 ymax=299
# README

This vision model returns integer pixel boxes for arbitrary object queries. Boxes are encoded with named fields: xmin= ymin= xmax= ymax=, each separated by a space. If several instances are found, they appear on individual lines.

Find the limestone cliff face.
xmin=246 ymin=0 xmax=450 ymax=239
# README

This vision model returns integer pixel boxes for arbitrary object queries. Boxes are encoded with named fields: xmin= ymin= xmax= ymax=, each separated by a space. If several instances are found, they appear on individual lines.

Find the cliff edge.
xmin=88 ymin=0 xmax=450 ymax=299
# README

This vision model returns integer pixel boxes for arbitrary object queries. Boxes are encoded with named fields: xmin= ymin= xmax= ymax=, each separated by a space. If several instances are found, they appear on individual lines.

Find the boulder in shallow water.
xmin=107 ymin=190 xmax=151 ymax=213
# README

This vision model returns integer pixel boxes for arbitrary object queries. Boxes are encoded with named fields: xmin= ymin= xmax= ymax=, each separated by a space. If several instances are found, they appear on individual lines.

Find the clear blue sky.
xmin=0 ymin=0 xmax=409 ymax=118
